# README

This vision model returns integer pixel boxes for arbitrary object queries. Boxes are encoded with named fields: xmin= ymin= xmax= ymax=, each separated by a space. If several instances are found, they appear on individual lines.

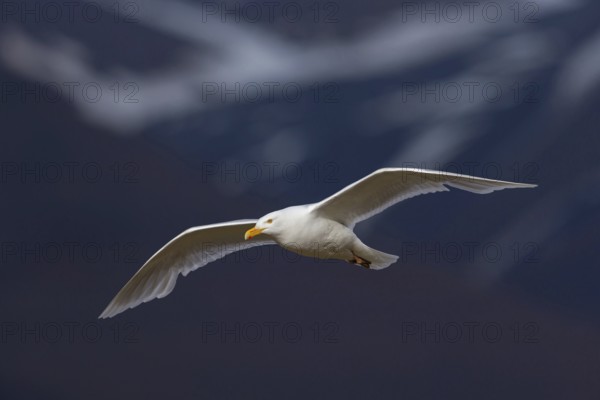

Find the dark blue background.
xmin=1 ymin=0 xmax=599 ymax=398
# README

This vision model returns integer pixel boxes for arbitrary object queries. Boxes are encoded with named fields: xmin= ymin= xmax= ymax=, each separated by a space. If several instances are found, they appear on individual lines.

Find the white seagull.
xmin=99 ymin=168 xmax=536 ymax=318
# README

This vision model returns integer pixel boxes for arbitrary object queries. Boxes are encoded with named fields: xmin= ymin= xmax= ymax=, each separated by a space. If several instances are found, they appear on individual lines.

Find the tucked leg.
xmin=350 ymin=251 xmax=371 ymax=269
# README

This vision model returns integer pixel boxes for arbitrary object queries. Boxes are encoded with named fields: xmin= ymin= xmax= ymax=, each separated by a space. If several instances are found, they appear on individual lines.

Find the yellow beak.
xmin=244 ymin=227 xmax=265 ymax=240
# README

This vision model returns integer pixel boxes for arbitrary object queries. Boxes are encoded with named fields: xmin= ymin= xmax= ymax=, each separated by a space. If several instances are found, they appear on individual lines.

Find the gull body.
xmin=99 ymin=168 xmax=536 ymax=318
xmin=250 ymin=205 xmax=396 ymax=268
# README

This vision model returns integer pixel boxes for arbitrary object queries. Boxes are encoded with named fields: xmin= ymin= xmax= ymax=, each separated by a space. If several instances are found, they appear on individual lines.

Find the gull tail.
xmin=366 ymin=248 xmax=399 ymax=270
xmin=353 ymin=241 xmax=398 ymax=270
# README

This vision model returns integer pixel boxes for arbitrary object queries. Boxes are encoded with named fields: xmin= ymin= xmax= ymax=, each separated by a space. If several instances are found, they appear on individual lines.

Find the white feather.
xmin=99 ymin=220 xmax=275 ymax=318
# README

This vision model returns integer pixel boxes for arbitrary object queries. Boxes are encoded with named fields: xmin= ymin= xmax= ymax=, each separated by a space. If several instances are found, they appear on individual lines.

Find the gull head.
xmin=244 ymin=211 xmax=283 ymax=240
xmin=244 ymin=206 xmax=307 ymax=241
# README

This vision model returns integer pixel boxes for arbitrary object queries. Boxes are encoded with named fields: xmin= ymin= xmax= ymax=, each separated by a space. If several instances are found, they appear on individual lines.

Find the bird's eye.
xmin=267 ymin=219 xmax=273 ymax=224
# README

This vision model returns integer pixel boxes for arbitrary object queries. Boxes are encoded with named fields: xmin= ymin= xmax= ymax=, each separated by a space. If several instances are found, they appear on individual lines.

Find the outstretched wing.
xmin=99 ymin=220 xmax=274 ymax=318
xmin=309 ymin=168 xmax=536 ymax=228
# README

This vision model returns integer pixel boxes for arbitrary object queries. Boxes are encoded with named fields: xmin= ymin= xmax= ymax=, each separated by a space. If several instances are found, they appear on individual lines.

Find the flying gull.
xmin=99 ymin=168 xmax=536 ymax=318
